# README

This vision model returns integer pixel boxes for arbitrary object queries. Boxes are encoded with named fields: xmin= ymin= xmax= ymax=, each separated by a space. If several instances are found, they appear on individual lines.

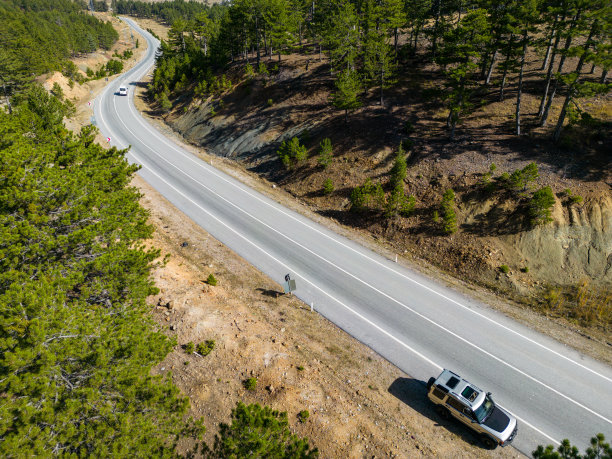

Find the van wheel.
xmin=480 ymin=435 xmax=498 ymax=449
xmin=426 ymin=377 xmax=435 ymax=391
xmin=435 ymin=405 xmax=451 ymax=420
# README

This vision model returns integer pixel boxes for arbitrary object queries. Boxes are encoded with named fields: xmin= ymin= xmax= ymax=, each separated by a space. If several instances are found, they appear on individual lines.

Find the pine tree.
xmin=389 ymin=144 xmax=407 ymax=189
xmin=331 ymin=69 xmax=361 ymax=122
xmin=209 ymin=402 xmax=318 ymax=458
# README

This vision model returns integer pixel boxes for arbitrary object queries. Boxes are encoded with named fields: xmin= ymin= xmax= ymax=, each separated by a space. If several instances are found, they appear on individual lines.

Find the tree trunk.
xmin=515 ymin=33 xmax=528 ymax=136
xmin=380 ymin=69 xmax=384 ymax=106
xmin=601 ymin=69 xmax=608 ymax=84
xmin=394 ymin=27 xmax=398 ymax=56
xmin=589 ymin=63 xmax=595 ymax=74
xmin=499 ymin=35 xmax=514 ymax=101
xmin=2 ymin=81 xmax=12 ymax=114
xmin=432 ymin=0 xmax=442 ymax=59
xmin=485 ymin=49 xmax=497 ymax=85
xmin=541 ymin=11 xmax=579 ymax=126
xmin=541 ymin=16 xmax=558 ymax=70
xmin=553 ymin=20 xmax=598 ymax=142
xmin=538 ymin=21 xmax=563 ymax=118
xmin=256 ymin=17 xmax=261 ymax=68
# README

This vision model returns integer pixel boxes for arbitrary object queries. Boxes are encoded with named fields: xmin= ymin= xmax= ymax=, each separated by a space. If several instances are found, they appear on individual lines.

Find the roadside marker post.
xmin=283 ymin=274 xmax=296 ymax=295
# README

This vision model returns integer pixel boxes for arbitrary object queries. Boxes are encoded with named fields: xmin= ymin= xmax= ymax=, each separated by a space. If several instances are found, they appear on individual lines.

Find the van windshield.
xmin=474 ymin=395 xmax=494 ymax=423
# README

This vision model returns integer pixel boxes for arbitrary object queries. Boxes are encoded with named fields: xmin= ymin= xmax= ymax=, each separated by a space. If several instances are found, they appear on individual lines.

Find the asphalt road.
xmin=95 ymin=18 xmax=612 ymax=456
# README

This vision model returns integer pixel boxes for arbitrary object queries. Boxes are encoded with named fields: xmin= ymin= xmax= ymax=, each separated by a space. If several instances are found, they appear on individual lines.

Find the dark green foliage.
xmin=318 ymin=138 xmax=333 ymax=169
xmin=277 ymin=137 xmax=307 ymax=169
xmin=105 ymin=58 xmax=124 ymax=75
xmin=159 ymin=92 xmax=172 ymax=112
xmin=323 ymin=178 xmax=334 ymax=195
xmin=331 ymin=70 xmax=361 ymax=122
xmin=533 ymin=433 xmax=611 ymax=459
xmin=243 ymin=377 xmax=257 ymax=391
xmin=389 ymin=144 xmax=407 ymax=189
xmin=507 ymin=162 xmax=539 ymax=193
xmin=298 ymin=410 xmax=310 ymax=422
xmin=500 ymin=265 xmax=510 ymax=274
xmin=0 ymin=0 xmax=118 ymax=99
xmin=197 ymin=340 xmax=216 ymax=356
xmin=564 ymin=189 xmax=583 ymax=206
xmin=385 ymin=185 xmax=416 ymax=219
xmin=0 ymin=96 xmax=201 ymax=456
xmin=186 ymin=342 xmax=196 ymax=354
xmin=350 ymin=179 xmax=384 ymax=212
xmin=440 ymin=189 xmax=457 ymax=234
xmin=210 ymin=402 xmax=318 ymax=458
xmin=207 ymin=273 xmax=218 ymax=286
xmin=529 ymin=187 xmax=555 ymax=226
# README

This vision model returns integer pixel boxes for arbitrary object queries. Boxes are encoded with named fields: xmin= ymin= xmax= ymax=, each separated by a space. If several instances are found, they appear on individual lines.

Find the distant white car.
xmin=118 ymin=86 xmax=128 ymax=96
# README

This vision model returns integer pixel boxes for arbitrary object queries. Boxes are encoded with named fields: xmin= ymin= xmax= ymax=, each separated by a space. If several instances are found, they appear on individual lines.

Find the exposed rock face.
xmin=503 ymin=195 xmax=612 ymax=287
xmin=169 ymin=94 xmax=612 ymax=292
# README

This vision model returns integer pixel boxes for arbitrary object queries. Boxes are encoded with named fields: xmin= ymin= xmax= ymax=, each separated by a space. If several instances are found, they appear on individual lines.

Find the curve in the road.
xmin=94 ymin=17 xmax=612 ymax=455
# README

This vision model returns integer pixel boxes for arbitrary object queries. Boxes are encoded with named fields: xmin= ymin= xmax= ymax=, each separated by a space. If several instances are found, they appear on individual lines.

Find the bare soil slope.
xmin=160 ymin=45 xmax=611 ymax=338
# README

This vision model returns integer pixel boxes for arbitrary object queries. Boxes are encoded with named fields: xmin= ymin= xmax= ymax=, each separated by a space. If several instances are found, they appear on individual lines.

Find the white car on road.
xmin=118 ymin=86 xmax=128 ymax=96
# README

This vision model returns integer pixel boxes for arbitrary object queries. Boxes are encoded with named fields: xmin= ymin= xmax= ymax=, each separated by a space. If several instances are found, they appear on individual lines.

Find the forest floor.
xmin=52 ymin=13 xmax=610 ymax=458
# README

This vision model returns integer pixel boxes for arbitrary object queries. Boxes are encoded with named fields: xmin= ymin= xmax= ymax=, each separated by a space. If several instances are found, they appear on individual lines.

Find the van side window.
xmin=447 ymin=397 xmax=466 ymax=411
xmin=432 ymin=387 xmax=446 ymax=400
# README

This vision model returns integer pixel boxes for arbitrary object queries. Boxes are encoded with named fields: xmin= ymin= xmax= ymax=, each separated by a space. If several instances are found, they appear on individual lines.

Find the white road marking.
xmin=111 ymin=89 xmax=612 ymax=427
xmin=119 ymin=62 xmax=612 ymax=388
xmin=98 ymin=19 xmax=612 ymax=448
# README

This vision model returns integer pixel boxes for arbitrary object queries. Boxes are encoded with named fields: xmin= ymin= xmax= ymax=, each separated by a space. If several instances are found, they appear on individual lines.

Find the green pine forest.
xmin=0 ymin=0 xmax=317 ymax=456
xmin=0 ymin=0 xmax=609 ymax=455
xmin=116 ymin=0 xmax=610 ymax=142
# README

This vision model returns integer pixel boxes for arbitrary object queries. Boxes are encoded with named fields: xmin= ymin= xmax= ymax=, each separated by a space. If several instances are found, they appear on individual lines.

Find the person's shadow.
xmin=388 ymin=377 xmax=483 ymax=448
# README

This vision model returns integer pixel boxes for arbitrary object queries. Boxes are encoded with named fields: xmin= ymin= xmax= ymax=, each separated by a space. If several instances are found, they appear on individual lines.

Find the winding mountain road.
xmin=95 ymin=18 xmax=612 ymax=456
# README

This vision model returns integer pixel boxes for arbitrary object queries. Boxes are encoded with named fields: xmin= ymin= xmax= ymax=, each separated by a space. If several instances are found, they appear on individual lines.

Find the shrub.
xmin=298 ymin=410 xmax=310 ymax=423
xmin=521 ymin=266 xmax=529 ymax=273
xmin=277 ymin=137 xmax=307 ymax=169
xmin=136 ymin=38 xmax=139 ymax=48
xmin=244 ymin=62 xmax=255 ymax=78
xmin=185 ymin=342 xmax=195 ymax=354
xmin=221 ymin=74 xmax=232 ymax=91
xmin=105 ymin=59 xmax=123 ymax=75
xmin=500 ymin=265 xmax=510 ymax=274
xmin=507 ymin=162 xmax=539 ymax=193
xmin=210 ymin=106 xmax=217 ymax=117
xmin=433 ymin=210 xmax=440 ymax=223
xmin=159 ymin=92 xmax=172 ymax=112
xmin=206 ymin=273 xmax=217 ymax=286
xmin=296 ymin=365 xmax=304 ymax=371
xmin=440 ymin=189 xmax=457 ymax=234
xmin=529 ymin=186 xmax=555 ymax=226
xmin=403 ymin=120 xmax=414 ymax=135
xmin=218 ymin=99 xmax=225 ymax=110
xmin=564 ymin=189 xmax=583 ymax=205
xmin=323 ymin=178 xmax=334 ymax=195
xmin=195 ymin=80 xmax=208 ymax=97
xmin=267 ymin=98 xmax=274 ymax=107
xmin=389 ymin=144 xmax=407 ymax=189
xmin=318 ymin=138 xmax=333 ymax=168
xmin=350 ymin=178 xmax=384 ymax=212
xmin=258 ymin=62 xmax=268 ymax=76
xmin=243 ymin=377 xmax=257 ymax=391
xmin=196 ymin=340 xmax=216 ymax=356
xmin=385 ymin=185 xmax=415 ymax=218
